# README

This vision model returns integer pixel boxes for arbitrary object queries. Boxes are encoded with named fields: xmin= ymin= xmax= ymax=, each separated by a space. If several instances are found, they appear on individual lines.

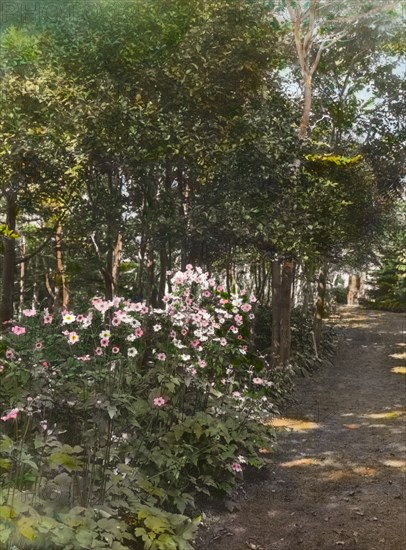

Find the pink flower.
xmin=11 ymin=325 xmax=26 ymax=336
xmin=229 ymin=326 xmax=238 ymax=334
xmin=42 ymin=361 xmax=49 ymax=368
xmin=190 ymin=340 xmax=200 ymax=348
xmin=95 ymin=347 xmax=103 ymax=356
xmin=198 ymin=359 xmax=207 ymax=368
xmin=1 ymin=408 xmax=19 ymax=422
xmin=35 ymin=342 xmax=43 ymax=350
xmin=111 ymin=317 xmax=121 ymax=327
xmin=220 ymin=338 xmax=227 ymax=346
xmin=112 ymin=346 xmax=120 ymax=354
xmin=76 ymin=314 xmax=85 ymax=322
xmin=181 ymin=328 xmax=188 ymax=336
xmin=216 ymin=285 xmax=223 ymax=292
xmin=134 ymin=327 xmax=144 ymax=338
xmin=157 ymin=353 xmax=166 ymax=361
xmin=68 ymin=332 xmax=79 ymax=345
xmin=22 ymin=308 xmax=36 ymax=317
xmin=241 ymin=303 xmax=252 ymax=312
xmin=237 ymin=335 xmax=243 ymax=340
xmin=92 ymin=298 xmax=111 ymax=313
xmin=232 ymin=391 xmax=241 ymax=398
xmin=43 ymin=314 xmax=53 ymax=324
xmin=153 ymin=396 xmax=166 ymax=407
xmin=100 ymin=337 xmax=109 ymax=347
xmin=234 ymin=314 xmax=243 ymax=326
xmin=5 ymin=349 xmax=15 ymax=359
xmin=252 ymin=377 xmax=264 ymax=385
xmin=249 ymin=294 xmax=257 ymax=303
xmin=231 ymin=462 xmax=242 ymax=473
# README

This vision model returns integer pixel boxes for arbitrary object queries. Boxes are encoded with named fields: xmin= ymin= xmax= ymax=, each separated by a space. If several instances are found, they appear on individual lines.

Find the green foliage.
xmin=366 ymin=200 xmax=406 ymax=312
xmin=0 ymin=224 xmax=19 ymax=240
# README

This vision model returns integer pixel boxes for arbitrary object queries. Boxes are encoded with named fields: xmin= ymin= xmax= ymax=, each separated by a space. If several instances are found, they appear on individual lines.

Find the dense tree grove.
xmin=0 ymin=1 xmax=404 ymax=548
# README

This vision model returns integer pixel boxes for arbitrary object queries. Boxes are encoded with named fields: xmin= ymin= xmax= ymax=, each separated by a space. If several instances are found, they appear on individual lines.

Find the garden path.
xmin=197 ymin=308 xmax=406 ymax=550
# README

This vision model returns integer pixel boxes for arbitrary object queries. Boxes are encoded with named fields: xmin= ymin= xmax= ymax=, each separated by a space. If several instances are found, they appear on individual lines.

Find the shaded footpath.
xmin=197 ymin=308 xmax=406 ymax=550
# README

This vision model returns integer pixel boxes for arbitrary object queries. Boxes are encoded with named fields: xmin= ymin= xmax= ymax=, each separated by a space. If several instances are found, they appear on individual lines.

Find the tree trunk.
xmin=271 ymin=259 xmax=281 ymax=368
xmin=314 ymin=262 xmax=328 ymax=352
xmin=18 ymin=236 xmax=26 ymax=318
xmin=279 ymin=259 xmax=294 ymax=367
xmin=145 ymin=241 xmax=156 ymax=307
xmin=158 ymin=244 xmax=167 ymax=306
xmin=299 ymin=75 xmax=313 ymax=140
xmin=0 ymin=195 xmax=17 ymax=325
xmin=54 ymin=222 xmax=69 ymax=310
xmin=104 ymin=232 xmax=122 ymax=301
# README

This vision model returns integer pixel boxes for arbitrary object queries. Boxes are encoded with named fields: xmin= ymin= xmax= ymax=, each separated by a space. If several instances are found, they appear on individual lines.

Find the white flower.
xmin=153 ymin=324 xmax=162 ymax=332
xmin=99 ymin=330 xmax=111 ymax=339
xmin=128 ymin=347 xmax=138 ymax=357
xmin=62 ymin=313 xmax=76 ymax=324
xmin=180 ymin=354 xmax=191 ymax=361
xmin=127 ymin=333 xmax=136 ymax=342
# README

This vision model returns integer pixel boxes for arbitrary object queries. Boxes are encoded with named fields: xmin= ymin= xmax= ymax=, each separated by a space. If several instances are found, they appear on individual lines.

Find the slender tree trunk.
xmin=271 ymin=259 xmax=281 ymax=368
xmin=54 ymin=222 xmax=69 ymax=310
xmin=0 ymin=195 xmax=17 ymax=325
xmin=104 ymin=232 xmax=122 ymax=301
xmin=158 ymin=244 xmax=167 ymax=306
xmin=299 ymin=75 xmax=313 ymax=140
xmin=134 ymin=232 xmax=147 ymax=300
xmin=279 ymin=259 xmax=294 ymax=367
xmin=18 ymin=236 xmax=26 ymax=318
xmin=145 ymin=241 xmax=156 ymax=307
xmin=314 ymin=262 xmax=328 ymax=352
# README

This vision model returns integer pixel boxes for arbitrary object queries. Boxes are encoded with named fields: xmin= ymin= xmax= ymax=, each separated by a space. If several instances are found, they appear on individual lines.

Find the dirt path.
xmin=197 ymin=308 xmax=406 ymax=550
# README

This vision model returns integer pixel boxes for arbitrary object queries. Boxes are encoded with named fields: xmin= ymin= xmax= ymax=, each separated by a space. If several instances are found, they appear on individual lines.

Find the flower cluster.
xmin=1 ymin=267 xmax=276 ymax=480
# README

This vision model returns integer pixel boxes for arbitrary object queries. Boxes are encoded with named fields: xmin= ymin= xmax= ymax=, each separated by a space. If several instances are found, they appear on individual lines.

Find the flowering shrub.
xmin=0 ymin=267 xmax=277 ymax=549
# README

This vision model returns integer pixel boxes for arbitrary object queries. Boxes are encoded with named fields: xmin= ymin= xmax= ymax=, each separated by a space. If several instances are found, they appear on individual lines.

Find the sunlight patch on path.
xmin=389 ymin=352 xmax=406 ymax=360
xmin=281 ymin=457 xmax=328 ymax=468
xmin=362 ymin=409 xmax=405 ymax=420
xmin=381 ymin=459 xmax=406 ymax=471
xmin=391 ymin=366 xmax=406 ymax=374
xmin=268 ymin=417 xmax=321 ymax=432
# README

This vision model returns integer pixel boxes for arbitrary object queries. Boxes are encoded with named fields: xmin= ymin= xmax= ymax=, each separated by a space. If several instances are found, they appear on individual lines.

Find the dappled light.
xmin=281 ymin=457 xmax=327 ymax=468
xmin=391 ymin=367 xmax=406 ymax=374
xmin=268 ymin=417 xmax=321 ymax=432
xmin=362 ymin=410 xmax=405 ymax=420
xmin=381 ymin=459 xmax=406 ymax=471
xmin=389 ymin=352 xmax=406 ymax=360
